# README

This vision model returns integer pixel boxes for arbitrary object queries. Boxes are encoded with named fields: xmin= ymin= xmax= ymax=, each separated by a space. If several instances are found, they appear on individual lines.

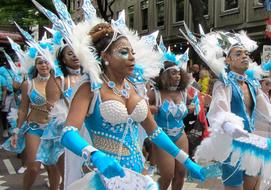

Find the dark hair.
xmin=30 ymin=57 xmax=42 ymax=79
xmin=57 ymin=46 xmax=70 ymax=77
xmin=155 ymin=61 xmax=191 ymax=91
xmin=89 ymin=23 xmax=127 ymax=70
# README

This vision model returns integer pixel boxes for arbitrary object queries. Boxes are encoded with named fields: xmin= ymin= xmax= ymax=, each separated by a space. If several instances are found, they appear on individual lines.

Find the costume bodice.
xmin=154 ymin=89 xmax=188 ymax=130
xmin=84 ymin=82 xmax=148 ymax=173
xmin=228 ymin=71 xmax=258 ymax=132
xmin=28 ymin=80 xmax=46 ymax=106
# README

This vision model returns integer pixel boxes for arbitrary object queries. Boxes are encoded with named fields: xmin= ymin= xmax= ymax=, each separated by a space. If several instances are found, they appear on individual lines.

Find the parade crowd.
xmin=0 ymin=1 xmax=271 ymax=190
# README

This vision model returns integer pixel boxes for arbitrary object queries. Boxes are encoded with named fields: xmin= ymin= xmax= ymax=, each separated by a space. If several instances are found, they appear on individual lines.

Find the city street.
xmin=0 ymin=138 xmax=48 ymax=190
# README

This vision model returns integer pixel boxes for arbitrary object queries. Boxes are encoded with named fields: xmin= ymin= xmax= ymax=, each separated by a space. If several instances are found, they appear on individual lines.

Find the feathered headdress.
xmin=32 ymin=0 xmax=103 ymax=83
xmin=179 ymin=22 xmax=258 ymax=80
xmin=111 ymin=10 xmax=164 ymax=80
xmin=158 ymin=36 xmax=189 ymax=72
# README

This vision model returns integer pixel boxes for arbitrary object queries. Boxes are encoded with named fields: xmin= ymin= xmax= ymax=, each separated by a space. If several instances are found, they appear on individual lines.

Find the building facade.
xmin=109 ymin=0 xmax=270 ymax=52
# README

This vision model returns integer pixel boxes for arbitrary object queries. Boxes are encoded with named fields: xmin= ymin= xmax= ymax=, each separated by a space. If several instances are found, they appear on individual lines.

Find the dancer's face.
xmin=261 ymin=79 xmax=271 ymax=95
xmin=35 ymin=57 xmax=51 ymax=77
xmin=227 ymin=47 xmax=250 ymax=75
xmin=62 ymin=46 xmax=80 ymax=69
xmin=167 ymin=68 xmax=181 ymax=87
xmin=103 ymin=37 xmax=135 ymax=76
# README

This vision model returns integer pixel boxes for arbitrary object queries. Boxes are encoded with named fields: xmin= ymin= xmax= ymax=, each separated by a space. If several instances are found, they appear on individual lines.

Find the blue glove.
xmin=149 ymin=127 xmax=205 ymax=181
xmin=61 ymin=126 xmax=89 ymax=156
xmin=91 ymin=151 xmax=125 ymax=179
xmin=61 ymin=126 xmax=125 ymax=179
xmin=184 ymin=158 xmax=205 ymax=181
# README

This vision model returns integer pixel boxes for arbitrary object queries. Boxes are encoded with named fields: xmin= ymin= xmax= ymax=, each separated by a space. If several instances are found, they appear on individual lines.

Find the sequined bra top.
xmin=100 ymin=99 xmax=148 ymax=126
xmin=28 ymin=79 xmax=46 ymax=106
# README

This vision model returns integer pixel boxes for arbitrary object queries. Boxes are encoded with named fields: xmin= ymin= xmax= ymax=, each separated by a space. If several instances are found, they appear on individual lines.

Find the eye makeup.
xmin=113 ymin=46 xmax=135 ymax=60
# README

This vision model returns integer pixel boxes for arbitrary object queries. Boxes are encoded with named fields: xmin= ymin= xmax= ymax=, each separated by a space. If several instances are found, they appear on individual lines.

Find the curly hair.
xmin=89 ymin=23 xmax=127 ymax=56
xmin=155 ymin=61 xmax=191 ymax=91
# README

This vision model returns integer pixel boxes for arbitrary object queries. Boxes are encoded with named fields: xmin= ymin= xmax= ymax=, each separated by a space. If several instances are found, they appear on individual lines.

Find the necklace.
xmin=168 ymin=86 xmax=178 ymax=91
xmin=229 ymin=71 xmax=247 ymax=82
xmin=66 ymin=67 xmax=81 ymax=75
xmin=37 ymin=74 xmax=50 ymax=81
xmin=101 ymin=73 xmax=130 ymax=99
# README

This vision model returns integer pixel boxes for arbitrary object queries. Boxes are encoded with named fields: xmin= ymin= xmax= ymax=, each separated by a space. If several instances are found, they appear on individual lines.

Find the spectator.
xmin=198 ymin=69 xmax=211 ymax=94
xmin=192 ymin=63 xmax=200 ymax=82
xmin=0 ymin=62 xmax=21 ymax=137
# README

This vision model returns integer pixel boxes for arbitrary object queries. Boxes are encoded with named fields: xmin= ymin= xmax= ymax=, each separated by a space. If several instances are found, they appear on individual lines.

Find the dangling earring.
xmin=104 ymin=61 xmax=109 ymax=66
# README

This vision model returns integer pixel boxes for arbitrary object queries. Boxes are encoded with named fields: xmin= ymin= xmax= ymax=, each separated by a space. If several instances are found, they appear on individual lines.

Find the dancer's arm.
xmin=16 ymin=81 xmax=30 ymax=129
xmin=207 ymin=81 xmax=248 ymax=137
xmin=11 ymin=81 xmax=30 ymax=148
xmin=45 ymin=75 xmax=62 ymax=110
xmin=141 ymin=110 xmax=205 ymax=181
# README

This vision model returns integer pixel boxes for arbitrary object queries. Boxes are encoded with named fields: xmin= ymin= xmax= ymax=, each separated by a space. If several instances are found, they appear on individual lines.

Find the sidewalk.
xmin=152 ymin=174 xmax=223 ymax=190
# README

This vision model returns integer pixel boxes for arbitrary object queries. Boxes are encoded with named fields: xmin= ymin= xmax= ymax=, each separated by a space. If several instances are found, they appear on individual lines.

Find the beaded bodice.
xmin=100 ymin=99 xmax=148 ymax=126
xmin=154 ymin=90 xmax=188 ymax=130
xmin=85 ymin=87 xmax=148 ymax=173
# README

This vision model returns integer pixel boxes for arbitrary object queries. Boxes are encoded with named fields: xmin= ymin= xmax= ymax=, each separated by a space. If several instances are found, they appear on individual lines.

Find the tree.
xmin=96 ymin=0 xmax=116 ymax=22
xmin=0 ymin=0 xmax=54 ymax=27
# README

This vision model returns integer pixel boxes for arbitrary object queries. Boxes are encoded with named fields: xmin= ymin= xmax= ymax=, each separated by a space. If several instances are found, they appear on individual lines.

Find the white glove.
xmin=222 ymin=122 xmax=249 ymax=138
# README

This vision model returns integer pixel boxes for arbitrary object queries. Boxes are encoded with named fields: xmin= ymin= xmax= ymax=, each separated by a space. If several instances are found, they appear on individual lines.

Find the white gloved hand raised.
xmin=222 ymin=122 xmax=249 ymax=138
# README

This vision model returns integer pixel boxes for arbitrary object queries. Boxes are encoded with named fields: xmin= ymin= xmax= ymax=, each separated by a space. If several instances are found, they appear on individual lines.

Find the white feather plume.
xmin=199 ymin=32 xmax=227 ymax=78
xmin=49 ymin=100 xmax=68 ymax=125
xmin=69 ymin=20 xmax=105 ymax=83
xmin=236 ymin=31 xmax=258 ymax=53
xmin=7 ymin=108 xmax=18 ymax=122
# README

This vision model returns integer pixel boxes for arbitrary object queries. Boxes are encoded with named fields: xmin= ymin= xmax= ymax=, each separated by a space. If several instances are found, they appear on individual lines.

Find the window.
xmin=77 ymin=0 xmax=80 ymax=9
xmin=141 ymin=0 xmax=148 ymax=30
xmin=223 ymin=0 xmax=238 ymax=11
xmin=175 ymin=0 xmax=184 ymax=22
xmin=156 ymin=0 xmax=164 ymax=26
xmin=128 ymin=6 xmax=134 ymax=28
xmin=202 ymin=0 xmax=208 ymax=15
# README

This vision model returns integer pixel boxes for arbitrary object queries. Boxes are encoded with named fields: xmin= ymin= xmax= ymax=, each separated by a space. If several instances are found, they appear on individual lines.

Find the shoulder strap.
xmin=88 ymin=89 xmax=99 ymax=115
xmin=154 ymin=88 xmax=162 ymax=107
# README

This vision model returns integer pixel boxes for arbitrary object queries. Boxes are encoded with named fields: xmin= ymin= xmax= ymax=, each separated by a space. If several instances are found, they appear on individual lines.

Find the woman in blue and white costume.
xmin=10 ymin=56 xmax=60 ymax=190
xmin=37 ymin=44 xmax=82 ymax=190
xmin=61 ymin=23 xmax=205 ymax=189
xmin=148 ymin=57 xmax=195 ymax=190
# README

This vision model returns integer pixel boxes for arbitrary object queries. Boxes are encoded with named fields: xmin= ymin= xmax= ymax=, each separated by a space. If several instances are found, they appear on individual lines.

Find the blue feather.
xmin=28 ymin=47 xmax=37 ymax=58
xmin=262 ymin=60 xmax=271 ymax=71
xmin=163 ymin=52 xmax=179 ymax=65
xmin=53 ymin=31 xmax=63 ymax=45
xmin=245 ymin=69 xmax=255 ymax=80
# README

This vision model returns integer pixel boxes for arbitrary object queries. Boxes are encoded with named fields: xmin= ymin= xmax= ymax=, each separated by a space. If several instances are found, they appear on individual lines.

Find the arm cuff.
xmin=82 ymin=145 xmax=98 ymax=162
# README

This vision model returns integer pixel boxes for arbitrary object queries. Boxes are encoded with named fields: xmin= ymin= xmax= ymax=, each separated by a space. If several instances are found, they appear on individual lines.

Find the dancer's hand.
xmin=222 ymin=122 xmax=249 ymax=138
xmin=91 ymin=151 xmax=125 ymax=179
xmin=10 ymin=134 xmax=18 ymax=148
xmin=184 ymin=158 xmax=205 ymax=181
